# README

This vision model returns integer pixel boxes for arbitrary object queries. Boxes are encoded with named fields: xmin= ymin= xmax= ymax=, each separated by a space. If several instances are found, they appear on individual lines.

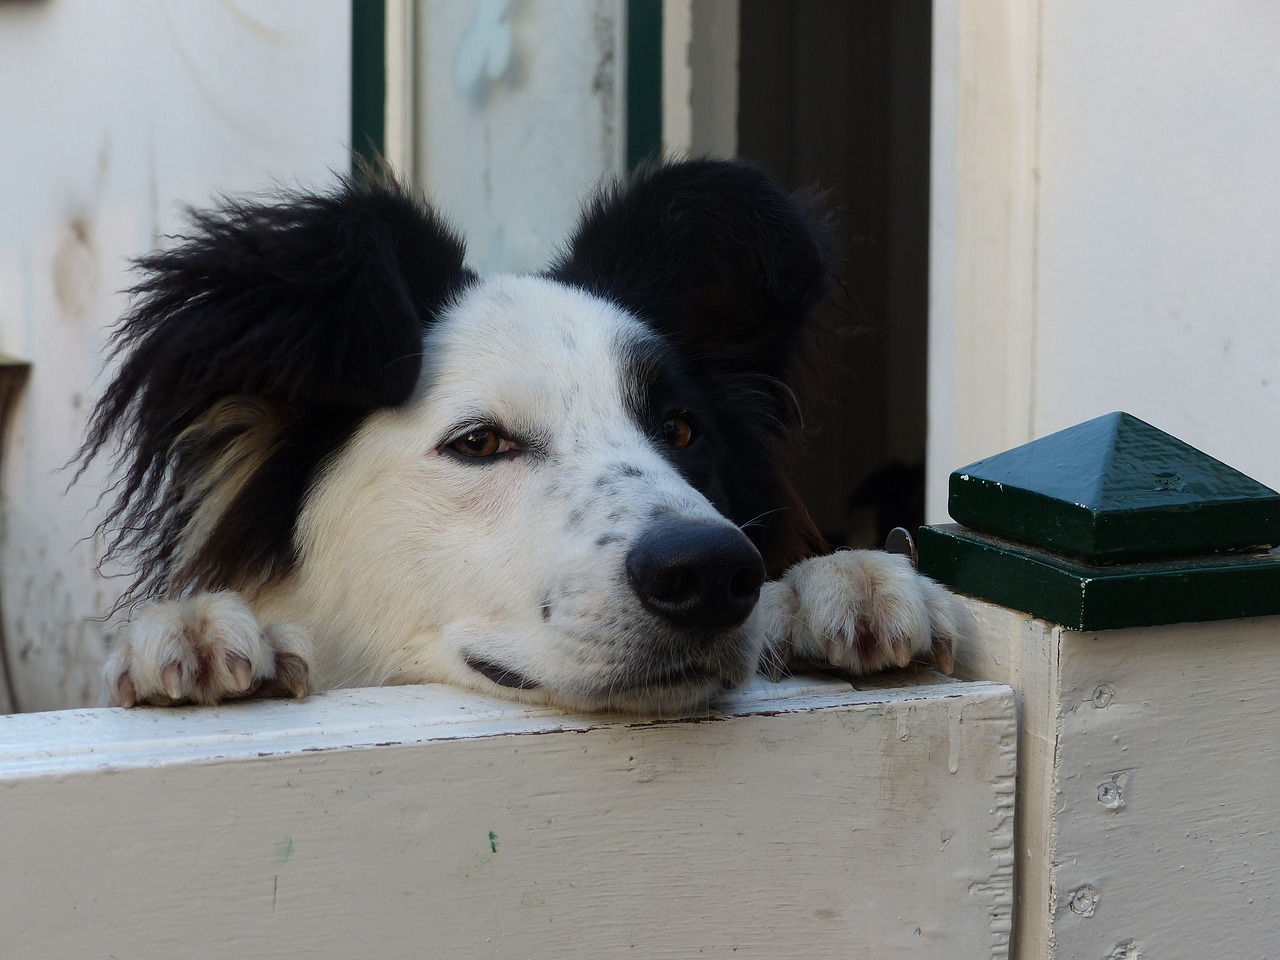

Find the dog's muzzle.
xmin=464 ymin=518 xmax=766 ymax=703
xmin=625 ymin=518 xmax=765 ymax=630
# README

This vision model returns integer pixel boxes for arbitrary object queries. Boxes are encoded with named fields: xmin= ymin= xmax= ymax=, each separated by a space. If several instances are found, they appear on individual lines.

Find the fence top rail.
xmin=0 ymin=671 xmax=995 ymax=780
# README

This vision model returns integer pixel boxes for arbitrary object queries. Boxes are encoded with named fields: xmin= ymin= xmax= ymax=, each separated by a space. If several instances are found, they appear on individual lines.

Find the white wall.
xmin=412 ymin=0 xmax=626 ymax=274
xmin=928 ymin=1 xmax=1280 ymax=520
xmin=660 ymin=0 xmax=739 ymax=160
xmin=0 ymin=0 xmax=351 ymax=711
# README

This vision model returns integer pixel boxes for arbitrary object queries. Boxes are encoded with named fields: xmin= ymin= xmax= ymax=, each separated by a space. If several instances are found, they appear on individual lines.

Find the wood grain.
xmin=1 ymin=674 xmax=1015 ymax=959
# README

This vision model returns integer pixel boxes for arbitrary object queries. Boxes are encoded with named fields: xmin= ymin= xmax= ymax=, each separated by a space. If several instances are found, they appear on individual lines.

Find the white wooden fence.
xmin=0 ymin=672 xmax=1015 ymax=960
xmin=6 ymin=593 xmax=1278 ymax=959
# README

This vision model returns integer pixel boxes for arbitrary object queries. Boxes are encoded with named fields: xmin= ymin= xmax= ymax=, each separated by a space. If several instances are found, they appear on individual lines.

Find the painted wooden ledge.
xmin=1 ymin=672 xmax=1014 ymax=960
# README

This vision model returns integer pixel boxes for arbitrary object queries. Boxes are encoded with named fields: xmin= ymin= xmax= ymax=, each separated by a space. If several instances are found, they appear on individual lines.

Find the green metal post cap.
xmin=918 ymin=412 xmax=1280 ymax=631
xmin=947 ymin=411 xmax=1280 ymax=562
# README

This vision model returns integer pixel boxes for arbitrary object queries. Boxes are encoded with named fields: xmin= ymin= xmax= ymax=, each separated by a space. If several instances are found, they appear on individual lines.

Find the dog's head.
xmin=83 ymin=160 xmax=836 ymax=711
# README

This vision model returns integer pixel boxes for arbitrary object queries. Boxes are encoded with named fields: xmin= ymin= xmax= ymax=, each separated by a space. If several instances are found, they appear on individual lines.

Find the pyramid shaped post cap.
xmin=948 ymin=412 xmax=1280 ymax=563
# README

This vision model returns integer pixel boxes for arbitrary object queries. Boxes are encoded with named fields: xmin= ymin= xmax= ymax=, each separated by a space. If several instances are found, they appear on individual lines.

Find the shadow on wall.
xmin=0 ymin=356 xmax=31 ymax=714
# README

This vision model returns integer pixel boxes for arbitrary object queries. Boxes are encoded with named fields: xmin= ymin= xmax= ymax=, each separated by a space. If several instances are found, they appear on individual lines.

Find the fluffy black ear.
xmin=549 ymin=158 xmax=833 ymax=385
xmin=549 ymin=158 xmax=837 ymax=575
xmin=81 ymin=171 xmax=473 ymax=603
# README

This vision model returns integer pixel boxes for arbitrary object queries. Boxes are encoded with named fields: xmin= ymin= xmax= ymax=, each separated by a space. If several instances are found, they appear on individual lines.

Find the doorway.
xmin=737 ymin=0 xmax=933 ymax=547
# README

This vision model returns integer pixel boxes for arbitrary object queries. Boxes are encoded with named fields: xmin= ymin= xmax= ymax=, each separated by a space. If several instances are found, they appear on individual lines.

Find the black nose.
xmin=626 ymin=519 xmax=766 ymax=630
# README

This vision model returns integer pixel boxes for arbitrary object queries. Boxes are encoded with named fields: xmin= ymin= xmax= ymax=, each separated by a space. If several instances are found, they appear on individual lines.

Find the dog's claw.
xmin=161 ymin=663 xmax=184 ymax=700
xmin=891 ymin=634 xmax=913 ymax=668
xmin=825 ymin=634 xmax=845 ymax=667
xmin=764 ymin=550 xmax=963 ymax=679
xmin=271 ymin=651 xmax=311 ymax=699
xmin=932 ymin=635 xmax=955 ymax=675
xmin=257 ymin=625 xmax=312 ymax=699
xmin=117 ymin=675 xmax=138 ymax=709
xmin=229 ymin=655 xmax=254 ymax=693
xmin=101 ymin=593 xmax=315 ymax=708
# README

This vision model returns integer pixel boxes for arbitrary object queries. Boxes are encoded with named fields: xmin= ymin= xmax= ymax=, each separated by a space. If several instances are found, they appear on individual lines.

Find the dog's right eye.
xmin=446 ymin=427 xmax=518 ymax=459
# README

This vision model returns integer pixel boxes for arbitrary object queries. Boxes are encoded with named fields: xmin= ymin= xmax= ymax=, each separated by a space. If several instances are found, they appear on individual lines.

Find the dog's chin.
xmin=555 ymin=672 xmax=737 ymax=716
xmin=464 ymin=651 xmax=755 ymax=715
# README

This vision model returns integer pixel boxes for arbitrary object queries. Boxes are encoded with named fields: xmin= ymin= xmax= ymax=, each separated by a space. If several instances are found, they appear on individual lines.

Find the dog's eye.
xmin=662 ymin=414 xmax=696 ymax=450
xmin=447 ymin=427 xmax=517 ymax=458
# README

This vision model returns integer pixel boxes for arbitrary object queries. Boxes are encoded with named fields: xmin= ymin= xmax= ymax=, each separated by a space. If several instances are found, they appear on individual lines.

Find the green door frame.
xmin=351 ymin=0 xmax=386 ymax=169
xmin=350 ymin=0 xmax=662 ymax=174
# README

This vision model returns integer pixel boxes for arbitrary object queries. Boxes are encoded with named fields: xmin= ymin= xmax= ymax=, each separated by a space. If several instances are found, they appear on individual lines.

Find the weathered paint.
xmin=947 ymin=412 xmax=1280 ymax=562
xmin=0 ymin=674 xmax=1016 ymax=959
xmin=928 ymin=1 xmax=1280 ymax=522
xmin=919 ymin=523 xmax=1280 ymax=631
xmin=920 ymin=413 xmax=1280 ymax=630
xmin=956 ymin=598 xmax=1280 ymax=960
xmin=0 ymin=1 xmax=351 ymax=711
xmin=412 ymin=0 xmax=626 ymax=275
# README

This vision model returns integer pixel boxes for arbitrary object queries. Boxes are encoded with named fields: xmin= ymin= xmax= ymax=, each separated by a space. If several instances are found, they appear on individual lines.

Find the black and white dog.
xmin=81 ymin=159 xmax=961 ymax=713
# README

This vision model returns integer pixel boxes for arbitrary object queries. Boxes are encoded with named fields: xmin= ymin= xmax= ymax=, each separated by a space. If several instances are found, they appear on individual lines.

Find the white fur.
xmin=103 ymin=275 xmax=960 ymax=712
xmin=757 ymin=551 xmax=960 ymax=677
xmin=103 ymin=591 xmax=311 ymax=707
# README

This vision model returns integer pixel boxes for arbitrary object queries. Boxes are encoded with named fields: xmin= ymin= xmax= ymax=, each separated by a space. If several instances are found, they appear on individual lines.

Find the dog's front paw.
xmin=102 ymin=591 xmax=313 ymax=707
xmin=759 ymin=550 xmax=961 ymax=677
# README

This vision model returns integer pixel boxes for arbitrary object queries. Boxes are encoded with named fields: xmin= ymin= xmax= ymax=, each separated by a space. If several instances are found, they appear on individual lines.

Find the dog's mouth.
xmin=463 ymin=651 xmax=737 ymax=707
xmin=464 ymin=655 xmax=540 ymax=690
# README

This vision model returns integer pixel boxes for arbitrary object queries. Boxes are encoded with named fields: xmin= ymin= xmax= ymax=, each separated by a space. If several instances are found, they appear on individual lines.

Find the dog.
xmin=79 ymin=158 xmax=962 ymax=714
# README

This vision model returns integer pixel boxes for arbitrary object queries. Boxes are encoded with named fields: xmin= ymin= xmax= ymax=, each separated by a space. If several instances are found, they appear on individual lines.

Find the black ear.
xmin=81 ymin=171 xmax=473 ymax=602
xmin=548 ymin=158 xmax=834 ymax=386
xmin=95 ymin=172 xmax=470 ymax=431
xmin=549 ymin=159 xmax=837 ymax=574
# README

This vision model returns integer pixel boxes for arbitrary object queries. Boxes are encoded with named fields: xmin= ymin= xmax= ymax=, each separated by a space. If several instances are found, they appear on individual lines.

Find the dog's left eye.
xmin=661 ymin=414 xmax=696 ymax=450
xmin=446 ymin=427 xmax=519 ymax=459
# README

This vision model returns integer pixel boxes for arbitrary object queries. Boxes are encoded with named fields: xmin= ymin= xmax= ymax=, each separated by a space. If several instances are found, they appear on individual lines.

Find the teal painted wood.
xmin=949 ymin=412 xmax=1280 ymax=562
xmin=921 ymin=412 xmax=1280 ymax=629
xmin=626 ymin=0 xmax=663 ymax=170
xmin=351 ymin=0 xmax=386 ymax=169
xmin=918 ymin=524 xmax=1280 ymax=632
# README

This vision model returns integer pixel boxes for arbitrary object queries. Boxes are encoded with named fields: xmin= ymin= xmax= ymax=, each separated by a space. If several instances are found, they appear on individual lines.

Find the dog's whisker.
xmin=757 ymin=644 xmax=792 ymax=683
xmin=379 ymin=350 xmax=427 ymax=373
xmin=737 ymin=506 xmax=789 ymax=532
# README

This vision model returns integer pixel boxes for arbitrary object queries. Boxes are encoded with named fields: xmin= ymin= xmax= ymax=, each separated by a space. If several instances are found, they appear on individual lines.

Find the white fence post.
xmin=919 ymin=411 xmax=1280 ymax=959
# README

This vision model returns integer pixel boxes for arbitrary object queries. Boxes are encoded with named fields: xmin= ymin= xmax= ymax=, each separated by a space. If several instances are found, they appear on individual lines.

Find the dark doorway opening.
xmin=738 ymin=0 xmax=933 ymax=548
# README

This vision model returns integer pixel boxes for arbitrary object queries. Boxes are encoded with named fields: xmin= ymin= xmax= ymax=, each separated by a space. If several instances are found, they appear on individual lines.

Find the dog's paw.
xmin=758 ymin=550 xmax=961 ymax=677
xmin=102 ymin=591 xmax=313 ymax=707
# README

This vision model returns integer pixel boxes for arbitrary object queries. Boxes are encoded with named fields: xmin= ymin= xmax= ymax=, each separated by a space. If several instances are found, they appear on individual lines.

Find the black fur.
xmin=82 ymin=159 xmax=837 ymax=607
xmin=80 ymin=171 xmax=473 ymax=602
xmin=551 ymin=158 xmax=836 ymax=575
